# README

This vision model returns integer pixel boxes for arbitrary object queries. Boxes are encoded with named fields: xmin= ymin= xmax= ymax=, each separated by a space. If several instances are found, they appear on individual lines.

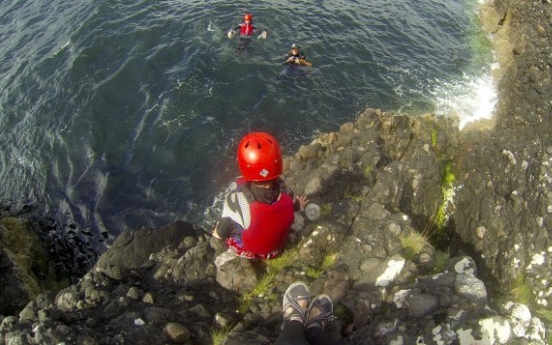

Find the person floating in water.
xmin=227 ymin=12 xmax=268 ymax=52
xmin=284 ymin=44 xmax=312 ymax=67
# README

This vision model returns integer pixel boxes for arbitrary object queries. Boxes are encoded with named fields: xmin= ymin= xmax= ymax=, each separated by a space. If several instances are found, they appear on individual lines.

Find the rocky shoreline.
xmin=2 ymin=0 xmax=552 ymax=344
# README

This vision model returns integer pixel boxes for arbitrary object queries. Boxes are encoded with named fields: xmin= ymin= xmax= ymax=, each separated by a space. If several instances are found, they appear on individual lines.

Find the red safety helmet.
xmin=237 ymin=132 xmax=283 ymax=181
xmin=244 ymin=13 xmax=253 ymax=22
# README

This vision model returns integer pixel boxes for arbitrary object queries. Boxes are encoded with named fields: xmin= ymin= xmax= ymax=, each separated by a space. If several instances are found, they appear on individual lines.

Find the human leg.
xmin=235 ymin=37 xmax=251 ymax=52
xmin=275 ymin=320 xmax=309 ymax=345
xmin=274 ymin=281 xmax=311 ymax=345
xmin=305 ymin=295 xmax=341 ymax=345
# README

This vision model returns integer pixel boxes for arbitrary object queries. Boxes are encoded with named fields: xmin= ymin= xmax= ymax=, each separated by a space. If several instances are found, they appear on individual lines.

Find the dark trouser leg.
xmin=274 ymin=320 xmax=310 ymax=345
xmin=305 ymin=327 xmax=341 ymax=345
xmin=236 ymin=37 xmax=251 ymax=52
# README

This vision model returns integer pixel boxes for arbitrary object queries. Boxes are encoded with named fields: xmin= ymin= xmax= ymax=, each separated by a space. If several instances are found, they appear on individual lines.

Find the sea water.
xmin=0 ymin=0 xmax=496 ymax=253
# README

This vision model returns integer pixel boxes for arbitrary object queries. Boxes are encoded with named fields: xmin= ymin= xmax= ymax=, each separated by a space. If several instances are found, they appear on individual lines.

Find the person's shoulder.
xmin=276 ymin=177 xmax=292 ymax=190
xmin=238 ymin=182 xmax=255 ymax=202
xmin=275 ymin=177 xmax=286 ymax=185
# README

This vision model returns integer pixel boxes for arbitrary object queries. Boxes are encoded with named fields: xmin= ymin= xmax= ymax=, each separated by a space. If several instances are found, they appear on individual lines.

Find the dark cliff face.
xmin=450 ymin=0 xmax=552 ymax=302
xmin=0 ymin=244 xmax=34 ymax=316
xmin=1 ymin=107 xmax=548 ymax=343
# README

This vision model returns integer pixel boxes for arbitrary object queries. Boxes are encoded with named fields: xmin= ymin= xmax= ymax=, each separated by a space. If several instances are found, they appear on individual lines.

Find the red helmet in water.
xmin=244 ymin=13 xmax=253 ymax=22
xmin=237 ymin=132 xmax=283 ymax=181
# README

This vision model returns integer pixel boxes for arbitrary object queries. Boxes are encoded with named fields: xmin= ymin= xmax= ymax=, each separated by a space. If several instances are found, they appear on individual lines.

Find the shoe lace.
xmin=306 ymin=312 xmax=336 ymax=331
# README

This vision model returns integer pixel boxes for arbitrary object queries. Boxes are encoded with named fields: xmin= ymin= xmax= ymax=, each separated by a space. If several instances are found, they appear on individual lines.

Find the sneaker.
xmin=305 ymin=294 xmax=335 ymax=331
xmin=282 ymin=281 xmax=310 ymax=324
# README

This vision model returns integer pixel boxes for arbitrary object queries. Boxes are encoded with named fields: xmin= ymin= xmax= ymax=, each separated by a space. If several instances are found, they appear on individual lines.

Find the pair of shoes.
xmin=282 ymin=281 xmax=310 ymax=324
xmin=322 ymin=265 xmax=350 ymax=304
xmin=305 ymin=294 xmax=335 ymax=331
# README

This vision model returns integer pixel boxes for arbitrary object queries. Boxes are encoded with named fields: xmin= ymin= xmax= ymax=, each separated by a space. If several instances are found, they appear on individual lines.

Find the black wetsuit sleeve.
xmin=293 ymin=198 xmax=301 ymax=212
xmin=278 ymin=178 xmax=300 ymax=211
xmin=284 ymin=54 xmax=296 ymax=64
xmin=216 ymin=217 xmax=234 ymax=240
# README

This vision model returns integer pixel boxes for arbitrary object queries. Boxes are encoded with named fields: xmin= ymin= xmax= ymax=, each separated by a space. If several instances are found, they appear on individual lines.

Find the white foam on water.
xmin=431 ymin=71 xmax=498 ymax=130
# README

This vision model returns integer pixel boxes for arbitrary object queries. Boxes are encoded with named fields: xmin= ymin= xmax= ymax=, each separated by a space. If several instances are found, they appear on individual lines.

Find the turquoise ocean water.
xmin=0 ymin=0 xmax=496 ymax=252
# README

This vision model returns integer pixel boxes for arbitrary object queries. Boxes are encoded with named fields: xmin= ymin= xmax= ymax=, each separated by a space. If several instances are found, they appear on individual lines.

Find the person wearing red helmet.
xmin=227 ymin=12 xmax=268 ymax=52
xmin=212 ymin=132 xmax=308 ymax=259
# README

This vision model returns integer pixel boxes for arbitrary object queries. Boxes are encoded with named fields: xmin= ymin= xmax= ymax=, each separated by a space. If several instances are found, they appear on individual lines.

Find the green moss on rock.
xmin=0 ymin=217 xmax=67 ymax=297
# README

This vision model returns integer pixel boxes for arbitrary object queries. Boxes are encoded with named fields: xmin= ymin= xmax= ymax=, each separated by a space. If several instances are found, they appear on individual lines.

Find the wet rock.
xmin=95 ymin=221 xmax=197 ymax=271
xmin=84 ymin=286 xmax=111 ymax=306
xmin=18 ymin=301 xmax=37 ymax=321
xmin=34 ymin=292 xmax=55 ymax=309
xmin=98 ymin=265 xmax=124 ymax=281
xmin=455 ymin=274 xmax=487 ymax=306
xmin=296 ymin=143 xmax=323 ymax=161
xmin=304 ymin=177 xmax=324 ymax=196
xmin=358 ymin=255 xmax=406 ymax=288
xmin=126 ymin=287 xmax=143 ymax=300
xmin=142 ymin=292 xmax=154 ymax=304
xmin=0 ymin=241 xmax=35 ymax=315
xmin=163 ymin=322 xmax=191 ymax=342
xmin=144 ymin=307 xmax=171 ymax=326
xmin=449 ymin=256 xmax=477 ymax=276
xmin=504 ymin=302 xmax=532 ymax=324
xmin=225 ymin=330 xmax=271 ymax=345
xmin=55 ymin=286 xmax=80 ymax=311
xmin=407 ymin=294 xmax=439 ymax=318
xmin=216 ymin=258 xmax=261 ymax=292
xmin=172 ymin=245 xmax=215 ymax=284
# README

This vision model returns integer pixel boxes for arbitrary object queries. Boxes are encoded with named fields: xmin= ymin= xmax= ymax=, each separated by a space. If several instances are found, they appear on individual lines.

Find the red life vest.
xmin=228 ymin=179 xmax=294 ymax=258
xmin=240 ymin=23 xmax=254 ymax=36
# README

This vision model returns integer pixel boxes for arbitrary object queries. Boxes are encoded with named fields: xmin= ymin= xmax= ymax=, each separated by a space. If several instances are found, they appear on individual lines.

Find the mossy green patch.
xmin=210 ymin=326 xmax=230 ymax=345
xmin=510 ymin=273 xmax=531 ymax=305
xmin=320 ymin=203 xmax=332 ymax=218
xmin=1 ymin=218 xmax=34 ymax=269
xmin=435 ymin=162 xmax=456 ymax=232
xmin=431 ymin=130 xmax=438 ymax=148
xmin=305 ymin=252 xmax=338 ymax=280
xmin=443 ymin=163 xmax=456 ymax=185
xmin=334 ymin=303 xmax=349 ymax=319
xmin=305 ymin=267 xmax=320 ymax=280
xmin=238 ymin=270 xmax=279 ymax=314
xmin=238 ymin=246 xmax=339 ymax=315
xmin=364 ymin=165 xmax=373 ymax=176
xmin=399 ymin=231 xmax=427 ymax=262
xmin=536 ymin=308 xmax=552 ymax=325
xmin=432 ymin=251 xmax=450 ymax=274
xmin=343 ymin=185 xmax=363 ymax=203
xmin=509 ymin=274 xmax=552 ymax=328
xmin=265 ymin=249 xmax=298 ymax=272
xmin=1 ymin=217 xmax=41 ymax=297
xmin=0 ymin=217 xmax=68 ymax=296
xmin=238 ymin=248 xmax=300 ymax=314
